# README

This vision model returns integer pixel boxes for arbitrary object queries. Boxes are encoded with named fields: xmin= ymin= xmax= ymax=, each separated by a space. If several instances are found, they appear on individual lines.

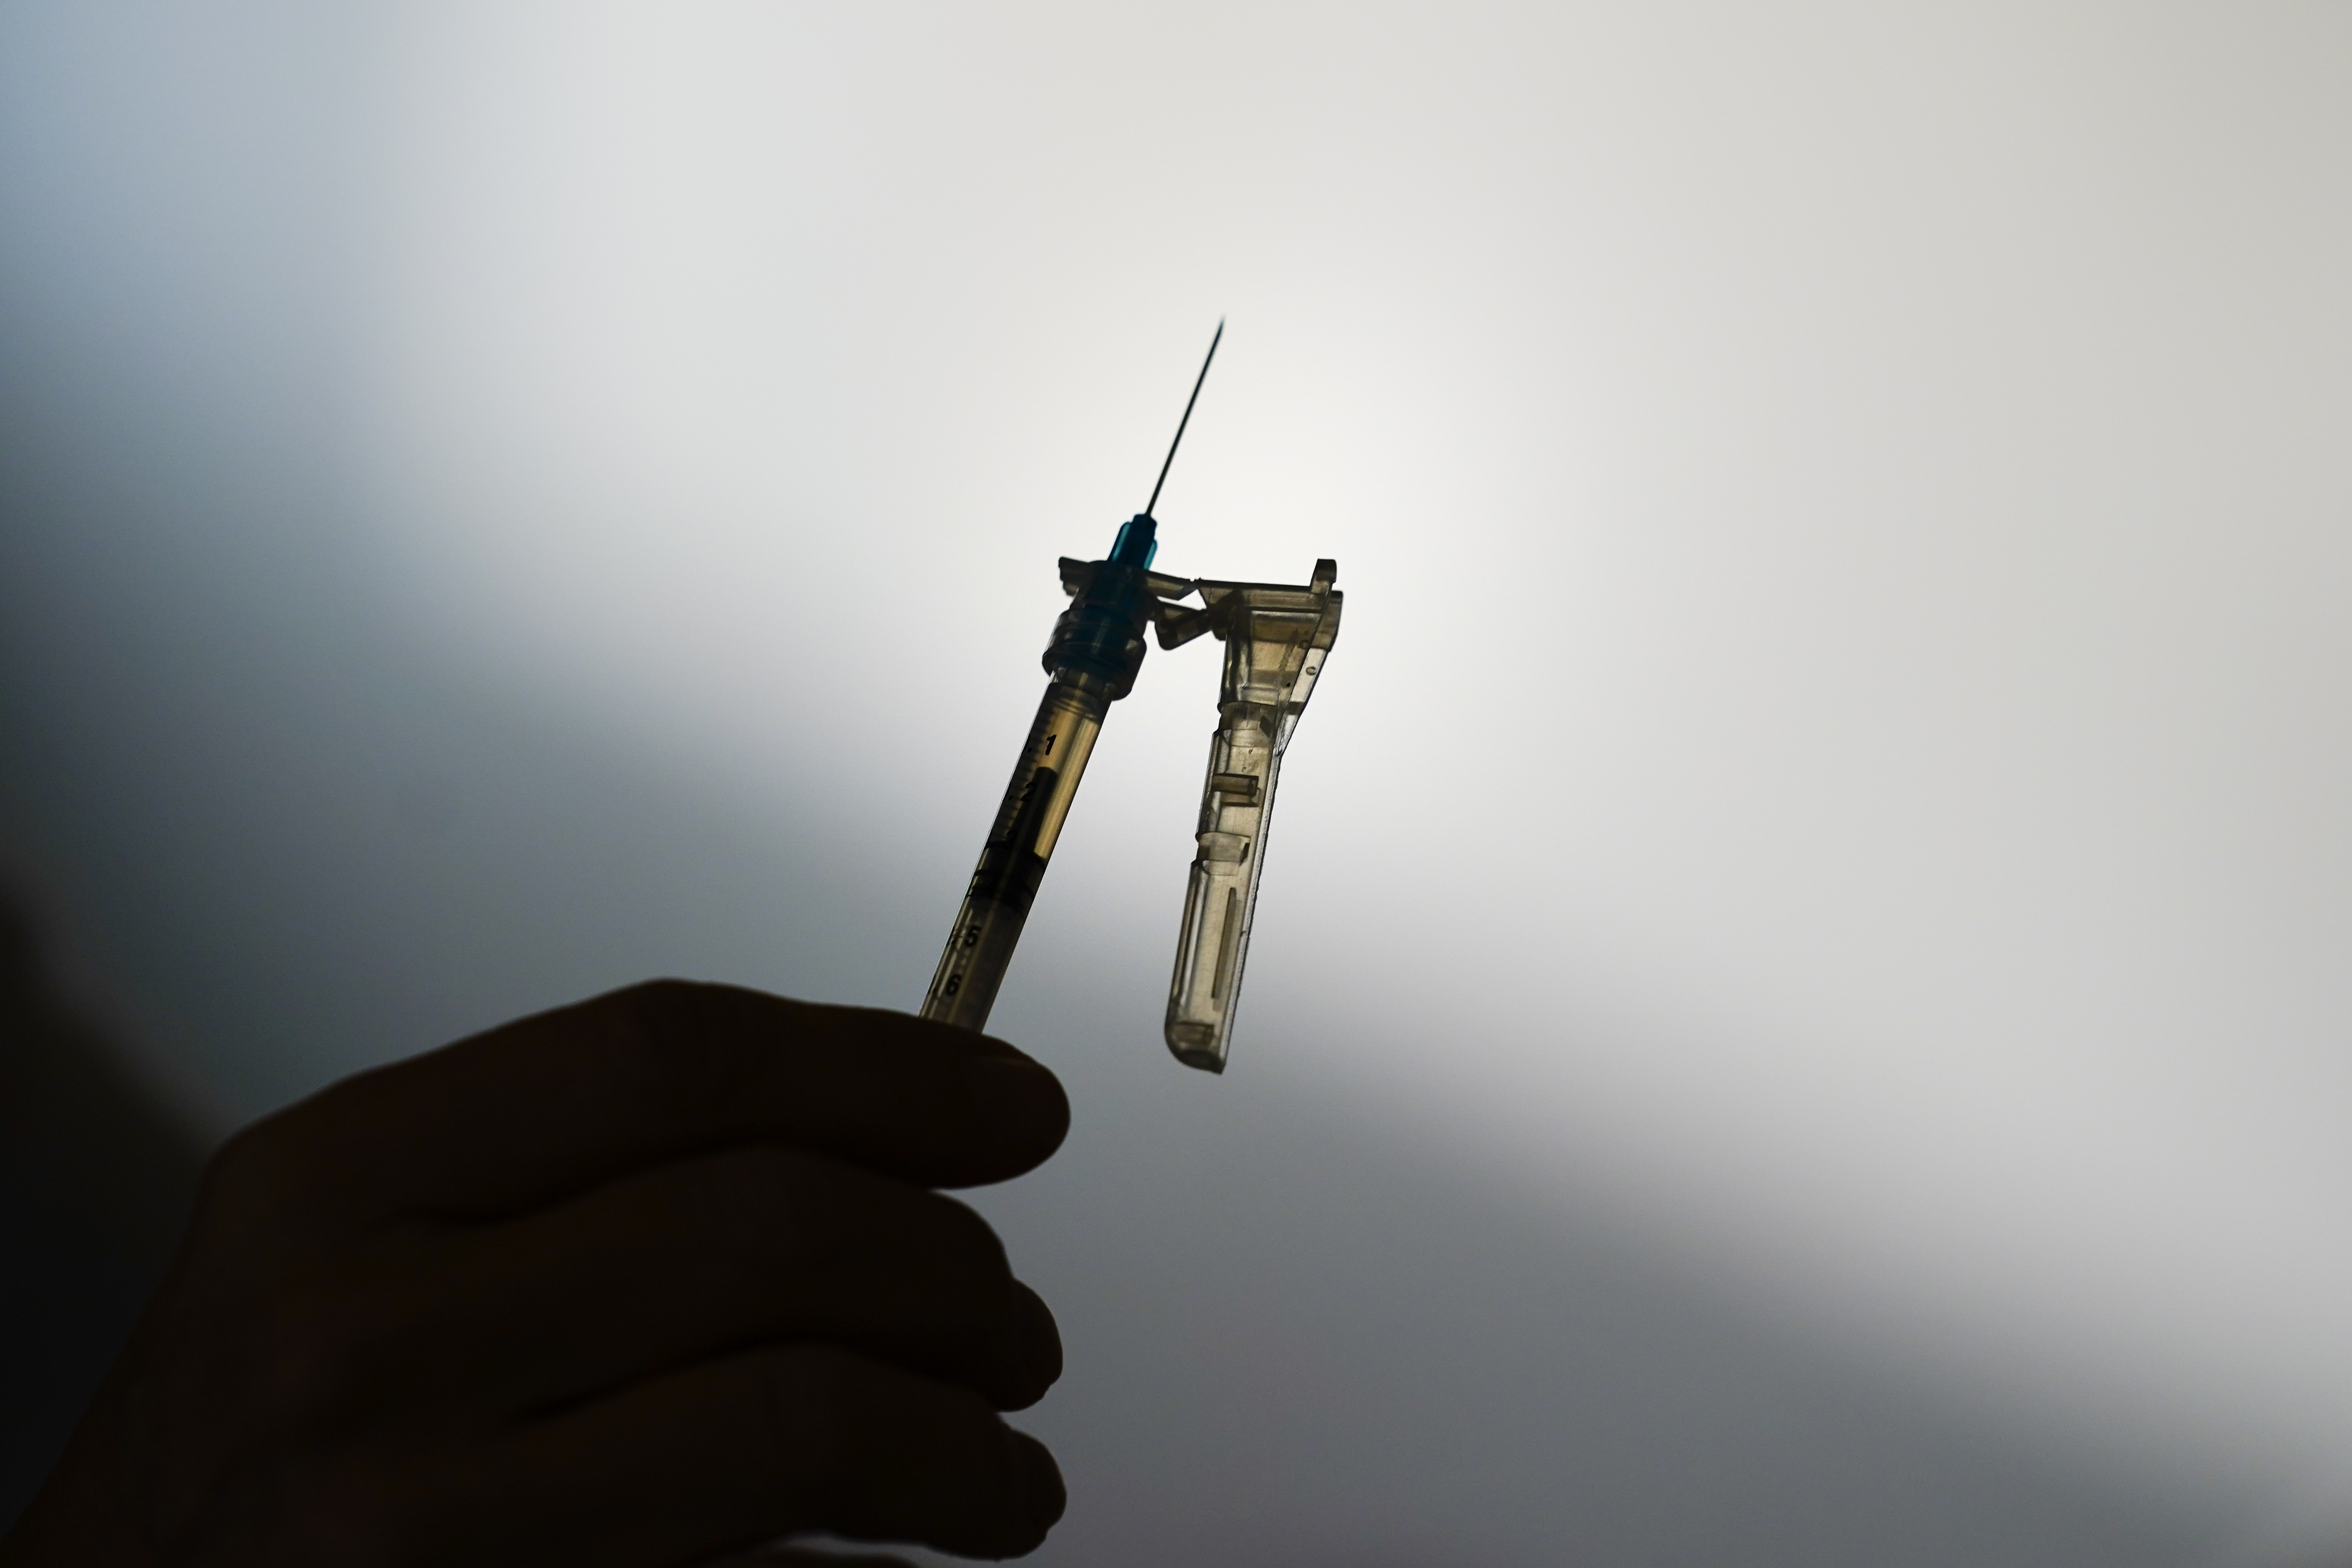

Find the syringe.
xmin=920 ymin=324 xmax=1344 ymax=1071
xmin=919 ymin=326 xmax=1223 ymax=1031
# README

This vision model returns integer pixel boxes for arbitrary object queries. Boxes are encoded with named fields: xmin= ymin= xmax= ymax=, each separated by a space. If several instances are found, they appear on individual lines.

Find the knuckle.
xmin=725 ymin=1140 xmax=823 ymax=1201
xmin=752 ymin=1343 xmax=864 ymax=1482
xmin=270 ymin=1462 xmax=417 ymax=1568
xmin=248 ymin=1271 xmax=403 ymax=1425
xmin=923 ymin=1193 xmax=1012 ymax=1285
xmin=698 ymin=1144 xmax=828 ymax=1249
xmin=766 ymin=1339 xmax=862 ymax=1401
xmin=198 ymin=1119 xmax=304 ymax=1226
xmin=745 ymin=1346 xmax=1017 ymax=1549
xmin=605 ymin=978 xmax=755 ymax=1111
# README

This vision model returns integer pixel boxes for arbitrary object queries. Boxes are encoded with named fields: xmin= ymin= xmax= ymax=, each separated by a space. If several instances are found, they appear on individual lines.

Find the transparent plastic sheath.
xmin=1163 ymin=560 xmax=1341 ymax=1072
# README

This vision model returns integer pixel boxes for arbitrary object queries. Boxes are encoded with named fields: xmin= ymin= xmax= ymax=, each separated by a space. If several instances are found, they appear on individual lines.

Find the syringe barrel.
xmin=920 ymin=672 xmax=1111 ymax=1031
xmin=921 ymin=515 xmax=1162 ymax=1032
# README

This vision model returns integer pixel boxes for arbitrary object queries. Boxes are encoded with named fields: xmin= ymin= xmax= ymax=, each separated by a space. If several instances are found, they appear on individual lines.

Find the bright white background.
xmin=3 ymin=4 xmax=2349 ymax=1563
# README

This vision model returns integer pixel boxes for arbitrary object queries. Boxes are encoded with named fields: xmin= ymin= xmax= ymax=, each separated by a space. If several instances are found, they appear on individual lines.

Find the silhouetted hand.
xmin=1 ymin=981 xmax=1070 ymax=1567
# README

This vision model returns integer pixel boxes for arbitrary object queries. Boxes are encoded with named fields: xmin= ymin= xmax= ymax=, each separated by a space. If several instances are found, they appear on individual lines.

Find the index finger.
xmin=214 ymin=982 xmax=1069 ymax=1237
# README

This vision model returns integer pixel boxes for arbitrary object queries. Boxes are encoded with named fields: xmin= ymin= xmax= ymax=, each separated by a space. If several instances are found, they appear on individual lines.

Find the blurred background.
xmin=3 ymin=2 xmax=2350 ymax=1562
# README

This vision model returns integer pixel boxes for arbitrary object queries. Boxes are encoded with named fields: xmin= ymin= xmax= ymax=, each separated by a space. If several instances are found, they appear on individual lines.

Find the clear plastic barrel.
xmin=922 ymin=673 xmax=1109 ymax=1031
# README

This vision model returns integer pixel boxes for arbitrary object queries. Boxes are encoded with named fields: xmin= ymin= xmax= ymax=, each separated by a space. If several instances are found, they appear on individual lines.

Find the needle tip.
xmin=1142 ymin=322 xmax=1227 ymax=520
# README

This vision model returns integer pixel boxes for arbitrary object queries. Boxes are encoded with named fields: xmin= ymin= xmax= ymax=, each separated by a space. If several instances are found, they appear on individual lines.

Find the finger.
xmin=211 ymin=982 xmax=1068 ymax=1239
xmin=705 ymin=1551 xmax=918 ymax=1568
xmin=343 ymin=1145 xmax=1061 ymax=1417
xmin=417 ymin=1343 xmax=1064 ymax=1567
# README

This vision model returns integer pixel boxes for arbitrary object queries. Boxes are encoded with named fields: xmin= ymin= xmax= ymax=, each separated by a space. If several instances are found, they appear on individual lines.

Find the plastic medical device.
xmin=919 ymin=324 xmax=1344 ymax=1072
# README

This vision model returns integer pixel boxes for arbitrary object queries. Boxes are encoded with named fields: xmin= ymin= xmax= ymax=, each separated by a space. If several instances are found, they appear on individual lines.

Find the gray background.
xmin=4 ymin=4 xmax=2351 ymax=1562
